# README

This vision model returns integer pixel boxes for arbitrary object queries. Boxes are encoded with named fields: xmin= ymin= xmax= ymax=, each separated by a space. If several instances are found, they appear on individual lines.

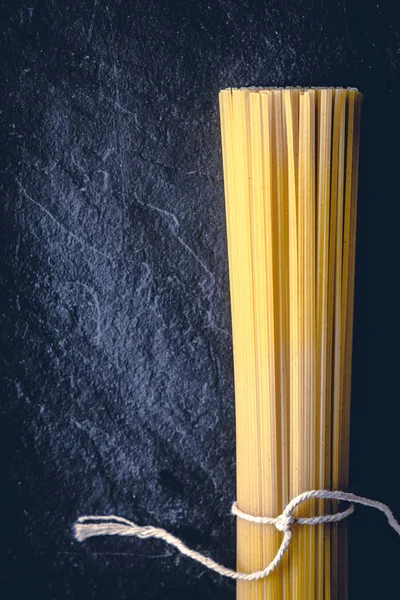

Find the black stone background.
xmin=1 ymin=0 xmax=400 ymax=598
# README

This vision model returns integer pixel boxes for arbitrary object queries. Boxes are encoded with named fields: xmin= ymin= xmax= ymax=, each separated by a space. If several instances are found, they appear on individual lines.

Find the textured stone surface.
xmin=1 ymin=1 xmax=400 ymax=598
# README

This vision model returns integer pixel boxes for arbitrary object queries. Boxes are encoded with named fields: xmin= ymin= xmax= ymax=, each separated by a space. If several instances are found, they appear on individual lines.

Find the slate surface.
xmin=1 ymin=1 xmax=400 ymax=598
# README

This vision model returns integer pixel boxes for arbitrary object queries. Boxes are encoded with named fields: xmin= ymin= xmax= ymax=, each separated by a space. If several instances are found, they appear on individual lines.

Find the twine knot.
xmin=274 ymin=514 xmax=295 ymax=532
xmin=74 ymin=489 xmax=400 ymax=582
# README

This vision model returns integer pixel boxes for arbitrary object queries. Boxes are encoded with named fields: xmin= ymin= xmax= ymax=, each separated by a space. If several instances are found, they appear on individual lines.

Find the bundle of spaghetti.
xmin=219 ymin=87 xmax=362 ymax=600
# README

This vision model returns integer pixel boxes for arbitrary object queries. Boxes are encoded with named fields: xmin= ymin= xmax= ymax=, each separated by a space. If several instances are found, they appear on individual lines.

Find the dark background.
xmin=1 ymin=0 xmax=399 ymax=598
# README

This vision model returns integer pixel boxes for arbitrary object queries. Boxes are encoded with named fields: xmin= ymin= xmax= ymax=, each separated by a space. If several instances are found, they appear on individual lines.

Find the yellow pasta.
xmin=219 ymin=87 xmax=362 ymax=600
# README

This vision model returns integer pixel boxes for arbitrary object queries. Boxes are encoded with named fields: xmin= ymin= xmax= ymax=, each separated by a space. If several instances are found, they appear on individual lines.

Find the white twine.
xmin=74 ymin=489 xmax=400 ymax=581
